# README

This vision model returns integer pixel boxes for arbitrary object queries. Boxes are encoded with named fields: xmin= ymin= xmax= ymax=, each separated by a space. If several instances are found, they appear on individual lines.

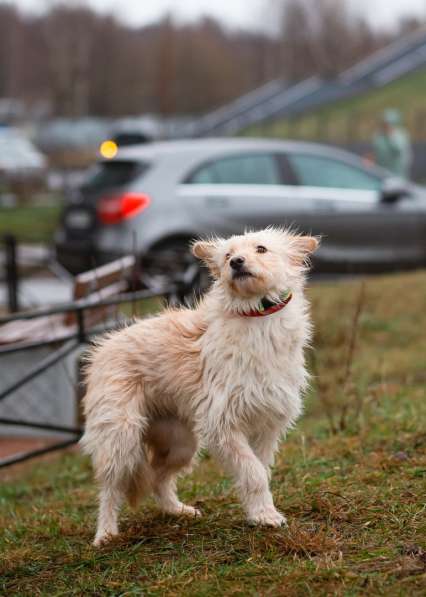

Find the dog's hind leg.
xmin=95 ymin=483 xmax=124 ymax=546
xmin=146 ymin=418 xmax=200 ymax=517
xmin=154 ymin=475 xmax=200 ymax=517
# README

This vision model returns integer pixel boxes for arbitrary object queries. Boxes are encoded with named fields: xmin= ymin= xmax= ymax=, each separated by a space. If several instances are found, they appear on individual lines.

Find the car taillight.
xmin=97 ymin=193 xmax=151 ymax=225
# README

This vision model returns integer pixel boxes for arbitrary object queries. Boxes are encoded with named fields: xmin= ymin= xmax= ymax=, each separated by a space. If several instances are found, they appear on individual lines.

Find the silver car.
xmin=56 ymin=138 xmax=426 ymax=279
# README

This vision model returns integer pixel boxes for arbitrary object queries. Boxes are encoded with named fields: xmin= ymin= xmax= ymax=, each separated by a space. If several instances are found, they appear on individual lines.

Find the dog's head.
xmin=192 ymin=229 xmax=319 ymax=310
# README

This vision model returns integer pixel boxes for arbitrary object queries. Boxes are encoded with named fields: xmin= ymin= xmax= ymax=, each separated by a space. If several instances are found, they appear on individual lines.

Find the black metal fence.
xmin=0 ymin=271 xmax=197 ymax=469
xmin=3 ymin=235 xmax=19 ymax=313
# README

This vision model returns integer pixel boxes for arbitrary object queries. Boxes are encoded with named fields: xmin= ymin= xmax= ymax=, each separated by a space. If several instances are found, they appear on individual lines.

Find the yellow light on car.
xmin=100 ymin=140 xmax=118 ymax=159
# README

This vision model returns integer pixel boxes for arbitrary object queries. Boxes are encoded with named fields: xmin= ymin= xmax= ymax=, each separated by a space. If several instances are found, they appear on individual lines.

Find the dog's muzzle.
xmin=230 ymin=256 xmax=254 ymax=280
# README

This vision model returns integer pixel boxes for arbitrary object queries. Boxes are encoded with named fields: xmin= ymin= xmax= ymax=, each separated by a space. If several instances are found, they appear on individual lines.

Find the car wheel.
xmin=141 ymin=240 xmax=211 ymax=304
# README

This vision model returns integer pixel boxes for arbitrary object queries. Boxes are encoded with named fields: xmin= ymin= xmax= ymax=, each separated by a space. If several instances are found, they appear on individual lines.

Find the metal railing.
xmin=0 ymin=266 xmax=199 ymax=469
xmin=3 ymin=235 xmax=19 ymax=313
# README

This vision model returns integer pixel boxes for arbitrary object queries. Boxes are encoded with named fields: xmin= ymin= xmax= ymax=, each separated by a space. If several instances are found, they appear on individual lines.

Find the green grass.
xmin=244 ymin=68 xmax=426 ymax=143
xmin=1 ymin=271 xmax=426 ymax=595
xmin=0 ymin=205 xmax=62 ymax=244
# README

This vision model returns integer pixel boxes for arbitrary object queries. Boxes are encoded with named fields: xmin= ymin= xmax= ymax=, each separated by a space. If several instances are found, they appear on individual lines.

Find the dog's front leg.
xmin=210 ymin=431 xmax=286 ymax=527
xmin=250 ymin=429 xmax=281 ymax=477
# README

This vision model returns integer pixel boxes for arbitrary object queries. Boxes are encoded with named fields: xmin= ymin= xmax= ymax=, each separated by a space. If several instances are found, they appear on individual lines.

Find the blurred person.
xmin=373 ymin=109 xmax=412 ymax=178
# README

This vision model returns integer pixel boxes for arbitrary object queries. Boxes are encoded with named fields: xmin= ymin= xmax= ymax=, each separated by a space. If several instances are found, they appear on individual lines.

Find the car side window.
xmin=188 ymin=154 xmax=281 ymax=185
xmin=288 ymin=153 xmax=382 ymax=191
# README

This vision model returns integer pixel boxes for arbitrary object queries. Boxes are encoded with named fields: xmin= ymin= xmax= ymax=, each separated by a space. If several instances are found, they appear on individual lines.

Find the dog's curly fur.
xmin=81 ymin=228 xmax=319 ymax=545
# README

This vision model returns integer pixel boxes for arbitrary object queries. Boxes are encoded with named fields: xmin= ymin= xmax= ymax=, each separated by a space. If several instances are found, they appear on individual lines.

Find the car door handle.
xmin=206 ymin=196 xmax=230 ymax=208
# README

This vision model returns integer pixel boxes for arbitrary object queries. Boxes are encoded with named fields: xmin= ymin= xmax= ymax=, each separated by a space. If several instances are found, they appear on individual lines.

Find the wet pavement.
xmin=0 ymin=243 xmax=51 ymax=270
xmin=0 ymin=275 xmax=73 ymax=310
xmin=0 ymin=243 xmax=74 ymax=311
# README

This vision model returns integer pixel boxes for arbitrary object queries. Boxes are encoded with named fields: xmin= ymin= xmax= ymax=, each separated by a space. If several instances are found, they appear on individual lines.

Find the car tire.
xmin=141 ymin=240 xmax=211 ymax=304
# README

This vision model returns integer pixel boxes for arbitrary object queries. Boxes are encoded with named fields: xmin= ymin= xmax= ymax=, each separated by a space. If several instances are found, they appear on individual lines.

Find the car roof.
xmin=116 ymin=138 xmax=345 ymax=160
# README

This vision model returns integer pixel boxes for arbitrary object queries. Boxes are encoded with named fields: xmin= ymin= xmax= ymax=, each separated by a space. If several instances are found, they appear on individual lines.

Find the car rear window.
xmin=81 ymin=160 xmax=150 ymax=193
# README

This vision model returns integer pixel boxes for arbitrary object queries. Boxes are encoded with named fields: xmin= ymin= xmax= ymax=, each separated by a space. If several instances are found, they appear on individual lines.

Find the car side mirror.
xmin=381 ymin=178 xmax=410 ymax=204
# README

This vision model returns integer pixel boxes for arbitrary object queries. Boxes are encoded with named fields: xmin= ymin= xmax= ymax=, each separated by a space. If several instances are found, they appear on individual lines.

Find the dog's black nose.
xmin=230 ymin=256 xmax=245 ymax=271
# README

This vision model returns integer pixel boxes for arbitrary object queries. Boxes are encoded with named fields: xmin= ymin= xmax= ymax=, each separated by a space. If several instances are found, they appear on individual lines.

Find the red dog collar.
xmin=242 ymin=292 xmax=293 ymax=318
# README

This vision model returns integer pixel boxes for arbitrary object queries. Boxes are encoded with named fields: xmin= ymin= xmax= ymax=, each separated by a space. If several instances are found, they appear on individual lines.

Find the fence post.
xmin=75 ymin=351 xmax=86 ymax=428
xmin=76 ymin=308 xmax=86 ymax=344
xmin=4 ymin=234 xmax=19 ymax=313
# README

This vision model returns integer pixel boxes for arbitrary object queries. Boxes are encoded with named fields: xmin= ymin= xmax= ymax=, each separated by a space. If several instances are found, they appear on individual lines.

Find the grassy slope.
xmin=1 ymin=271 xmax=426 ymax=596
xmin=245 ymin=68 xmax=426 ymax=142
xmin=0 ymin=205 xmax=61 ymax=244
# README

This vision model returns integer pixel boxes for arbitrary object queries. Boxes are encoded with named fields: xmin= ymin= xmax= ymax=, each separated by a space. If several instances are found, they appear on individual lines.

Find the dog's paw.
xmin=164 ymin=503 xmax=202 ymax=517
xmin=93 ymin=531 xmax=117 ymax=547
xmin=247 ymin=506 xmax=287 ymax=528
xmin=178 ymin=504 xmax=202 ymax=517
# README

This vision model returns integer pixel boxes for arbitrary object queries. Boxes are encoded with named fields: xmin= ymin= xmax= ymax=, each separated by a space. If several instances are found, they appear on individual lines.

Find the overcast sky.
xmin=4 ymin=0 xmax=426 ymax=32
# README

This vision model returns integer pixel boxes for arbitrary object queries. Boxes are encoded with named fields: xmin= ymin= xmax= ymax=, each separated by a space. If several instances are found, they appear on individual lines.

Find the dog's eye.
xmin=256 ymin=245 xmax=267 ymax=254
xmin=225 ymin=253 xmax=231 ymax=260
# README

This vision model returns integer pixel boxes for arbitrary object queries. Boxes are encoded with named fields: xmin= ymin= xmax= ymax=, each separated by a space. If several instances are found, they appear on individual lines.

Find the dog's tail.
xmin=80 ymin=377 xmax=154 ymax=508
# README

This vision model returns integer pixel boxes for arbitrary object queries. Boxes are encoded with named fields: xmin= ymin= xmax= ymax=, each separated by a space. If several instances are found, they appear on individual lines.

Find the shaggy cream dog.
xmin=81 ymin=228 xmax=318 ymax=546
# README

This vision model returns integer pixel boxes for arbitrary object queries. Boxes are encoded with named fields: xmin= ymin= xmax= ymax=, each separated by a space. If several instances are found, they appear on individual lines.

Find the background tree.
xmin=0 ymin=0 xmax=420 ymax=118
xmin=278 ymin=0 xmax=383 ymax=81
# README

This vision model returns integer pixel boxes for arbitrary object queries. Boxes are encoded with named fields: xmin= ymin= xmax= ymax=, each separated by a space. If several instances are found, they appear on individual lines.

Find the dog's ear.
xmin=191 ymin=240 xmax=220 ymax=277
xmin=290 ymin=235 xmax=320 ymax=266
xmin=191 ymin=240 xmax=216 ymax=261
